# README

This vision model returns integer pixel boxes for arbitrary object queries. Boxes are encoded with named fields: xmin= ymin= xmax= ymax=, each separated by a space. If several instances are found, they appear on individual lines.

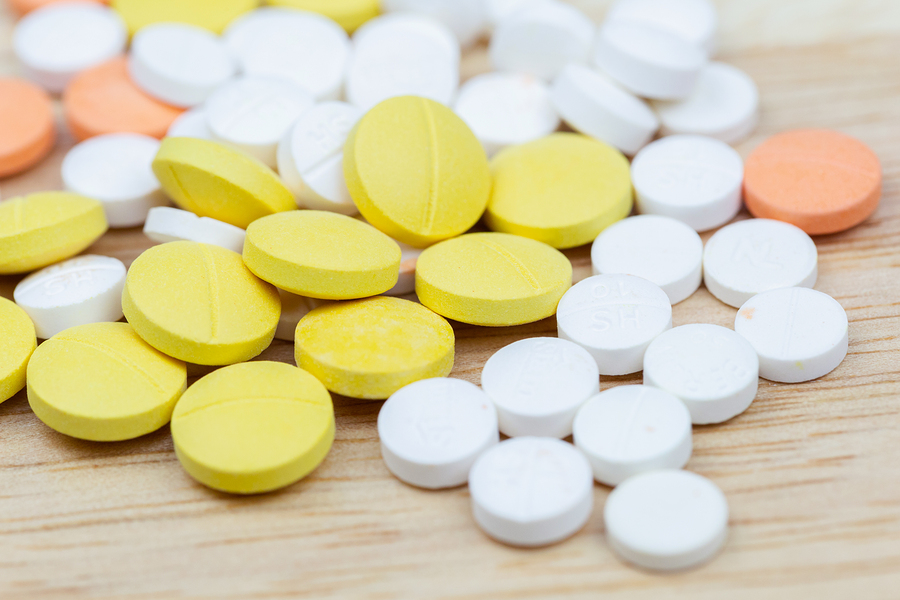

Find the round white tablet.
xmin=380 ymin=0 xmax=487 ymax=47
xmin=469 ymin=437 xmax=594 ymax=547
xmin=274 ymin=290 xmax=327 ymax=342
xmin=605 ymin=470 xmax=728 ymax=571
xmin=557 ymin=274 xmax=672 ymax=376
xmin=703 ymin=219 xmax=818 ymax=308
xmin=631 ymin=135 xmax=744 ymax=232
xmin=13 ymin=2 xmax=127 ymax=93
xmin=224 ymin=8 xmax=351 ymax=102
xmin=485 ymin=0 xmax=537 ymax=28
xmin=14 ymin=255 xmax=127 ymax=340
xmin=143 ymin=207 xmax=247 ymax=254
xmin=591 ymin=215 xmax=703 ymax=305
xmin=606 ymin=0 xmax=718 ymax=57
xmin=166 ymin=107 xmax=212 ymax=140
xmin=378 ymin=378 xmax=499 ymax=489
xmin=61 ymin=133 xmax=167 ymax=229
xmin=353 ymin=13 xmax=460 ymax=66
xmin=481 ymin=338 xmax=600 ymax=438
xmin=573 ymin=385 xmax=692 ymax=486
xmin=386 ymin=242 xmax=422 ymax=297
xmin=644 ymin=324 xmax=759 ymax=424
xmin=735 ymin=287 xmax=849 ymax=383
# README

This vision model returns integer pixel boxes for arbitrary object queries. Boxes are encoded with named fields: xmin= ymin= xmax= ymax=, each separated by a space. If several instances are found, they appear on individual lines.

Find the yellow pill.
xmin=27 ymin=322 xmax=186 ymax=441
xmin=0 ymin=297 xmax=36 ymax=404
xmin=295 ymin=296 xmax=454 ymax=399
xmin=344 ymin=96 xmax=491 ymax=248
xmin=268 ymin=0 xmax=379 ymax=31
xmin=152 ymin=137 xmax=295 ymax=229
xmin=111 ymin=0 xmax=258 ymax=34
xmin=486 ymin=133 xmax=633 ymax=249
xmin=171 ymin=361 xmax=334 ymax=494
xmin=123 ymin=241 xmax=280 ymax=366
xmin=416 ymin=232 xmax=572 ymax=327
xmin=0 ymin=192 xmax=108 ymax=275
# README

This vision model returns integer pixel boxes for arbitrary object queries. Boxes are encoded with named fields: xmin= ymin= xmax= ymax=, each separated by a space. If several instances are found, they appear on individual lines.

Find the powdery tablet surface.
xmin=0 ymin=298 xmax=37 ymax=404
xmin=606 ymin=0 xmax=718 ymax=56
xmin=469 ymin=437 xmax=594 ymax=547
xmin=573 ymin=385 xmax=692 ymax=486
xmin=166 ymin=108 xmax=212 ymax=140
xmin=591 ymin=215 xmax=703 ymax=305
xmin=378 ymin=378 xmax=499 ymax=489
xmin=268 ymin=0 xmax=379 ymax=33
xmin=557 ymin=274 xmax=672 ymax=376
xmin=605 ymin=470 xmax=728 ymax=571
xmin=703 ymin=218 xmax=818 ymax=308
xmin=274 ymin=290 xmax=327 ymax=342
xmin=14 ymin=255 xmax=126 ymax=340
xmin=110 ymin=0 xmax=257 ymax=35
xmin=735 ymin=287 xmax=849 ymax=384
xmin=631 ymin=135 xmax=744 ymax=232
xmin=381 ymin=0 xmax=485 ymax=46
xmin=143 ymin=207 xmax=246 ymax=254
xmin=353 ymin=13 xmax=460 ymax=67
xmin=644 ymin=324 xmax=759 ymax=424
xmin=0 ymin=78 xmax=56 ymax=178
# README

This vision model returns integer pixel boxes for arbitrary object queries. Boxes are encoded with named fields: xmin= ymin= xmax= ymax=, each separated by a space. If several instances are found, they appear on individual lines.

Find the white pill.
xmin=274 ymin=290 xmax=327 ymax=342
xmin=644 ymin=324 xmax=759 ymax=424
xmin=469 ymin=437 xmax=594 ymax=547
xmin=573 ymin=385 xmax=692 ymax=486
xmin=605 ymin=470 xmax=728 ymax=571
xmin=454 ymin=73 xmax=559 ymax=157
xmin=606 ymin=0 xmax=718 ymax=57
xmin=380 ymin=0 xmax=487 ymax=47
xmin=631 ymin=135 xmax=744 ymax=232
xmin=591 ymin=215 xmax=703 ymax=305
xmin=485 ymin=0 xmax=537 ymax=28
xmin=378 ymin=378 xmax=499 ymax=489
xmin=224 ymin=8 xmax=351 ymax=102
xmin=352 ymin=13 xmax=460 ymax=66
xmin=735 ymin=287 xmax=849 ymax=384
xmin=143 ymin=207 xmax=246 ymax=254
xmin=550 ymin=64 xmax=658 ymax=156
xmin=703 ymin=219 xmax=818 ymax=309
xmin=654 ymin=62 xmax=759 ymax=145
xmin=61 ymin=133 xmax=167 ymax=229
xmin=14 ymin=255 xmax=127 ymax=340
xmin=481 ymin=338 xmax=600 ymax=438
xmin=557 ymin=274 xmax=672 ymax=376
xmin=206 ymin=76 xmax=314 ymax=168
xmin=166 ymin=107 xmax=212 ymax=140
xmin=490 ymin=0 xmax=595 ymax=81
xmin=13 ymin=3 xmax=127 ymax=93
xmin=386 ymin=241 xmax=422 ymax=297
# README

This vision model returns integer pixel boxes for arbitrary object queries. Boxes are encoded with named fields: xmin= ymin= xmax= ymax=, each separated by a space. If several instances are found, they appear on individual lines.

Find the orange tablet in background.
xmin=744 ymin=129 xmax=882 ymax=235
xmin=9 ymin=0 xmax=108 ymax=15
xmin=0 ymin=78 xmax=56 ymax=179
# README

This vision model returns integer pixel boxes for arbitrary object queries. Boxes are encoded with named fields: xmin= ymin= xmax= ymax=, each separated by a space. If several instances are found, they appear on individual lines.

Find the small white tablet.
xmin=166 ymin=107 xmax=212 ymax=140
xmin=353 ymin=13 xmax=460 ymax=66
xmin=380 ymin=0 xmax=487 ymax=47
xmin=143 ymin=207 xmax=247 ymax=254
xmin=386 ymin=242 xmax=422 ymax=297
xmin=606 ymin=0 xmax=718 ymax=57
xmin=274 ymin=290 xmax=326 ymax=342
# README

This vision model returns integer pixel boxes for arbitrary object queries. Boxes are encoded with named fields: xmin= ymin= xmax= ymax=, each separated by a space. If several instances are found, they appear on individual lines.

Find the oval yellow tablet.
xmin=171 ymin=361 xmax=335 ymax=494
xmin=269 ymin=0 xmax=379 ymax=31
xmin=0 ymin=297 xmax=36 ymax=404
xmin=486 ymin=133 xmax=633 ymax=249
xmin=295 ymin=296 xmax=454 ymax=399
xmin=0 ymin=192 xmax=108 ymax=275
xmin=416 ymin=232 xmax=573 ymax=327
xmin=152 ymin=137 xmax=295 ymax=229
xmin=123 ymin=241 xmax=280 ymax=366
xmin=27 ymin=322 xmax=186 ymax=441
xmin=344 ymin=96 xmax=491 ymax=248
xmin=111 ymin=0 xmax=257 ymax=34
xmin=244 ymin=211 xmax=401 ymax=300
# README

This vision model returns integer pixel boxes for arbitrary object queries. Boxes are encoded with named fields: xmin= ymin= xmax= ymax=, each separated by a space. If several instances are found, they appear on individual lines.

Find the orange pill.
xmin=63 ymin=56 xmax=183 ymax=142
xmin=744 ymin=129 xmax=882 ymax=235
xmin=9 ymin=0 xmax=108 ymax=15
xmin=0 ymin=78 xmax=56 ymax=179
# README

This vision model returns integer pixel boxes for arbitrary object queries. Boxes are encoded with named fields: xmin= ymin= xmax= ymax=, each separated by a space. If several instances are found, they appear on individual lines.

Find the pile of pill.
xmin=0 ymin=0 xmax=882 ymax=573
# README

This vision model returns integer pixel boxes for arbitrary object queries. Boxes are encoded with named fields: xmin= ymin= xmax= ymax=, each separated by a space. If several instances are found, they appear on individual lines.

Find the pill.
xmin=27 ymin=322 xmax=186 ymax=441
xmin=295 ymin=296 xmax=454 ymax=400
xmin=550 ymin=65 xmax=659 ymax=156
xmin=353 ymin=13 xmax=460 ymax=66
xmin=606 ymin=0 xmax=718 ymax=57
xmin=10 ymin=0 xmax=108 ymax=14
xmin=171 ymin=361 xmax=334 ymax=494
xmin=487 ymin=133 xmax=632 ymax=249
xmin=344 ymin=96 xmax=491 ymax=247
xmin=151 ymin=137 xmax=295 ymax=229
xmin=484 ymin=0 xmax=535 ymax=28
xmin=243 ymin=211 xmax=401 ymax=300
xmin=381 ymin=0 xmax=486 ymax=47
xmin=110 ymin=0 xmax=257 ymax=35
xmin=224 ymin=8 xmax=351 ymax=102
xmin=166 ymin=107 xmax=212 ymax=140
xmin=591 ymin=215 xmax=703 ymax=305
xmin=378 ymin=378 xmax=499 ymax=489
xmin=605 ymin=470 xmax=728 ymax=571
xmin=0 ymin=192 xmax=108 ymax=275
xmin=14 ymin=255 xmax=126 ymax=340
xmin=481 ymin=337 xmax=599 ymax=438
xmin=735 ymin=287 xmax=849 ymax=383
xmin=122 ymin=241 xmax=280 ymax=366
xmin=0 ymin=297 xmax=37 ymax=405
xmin=143 ymin=207 xmax=246 ymax=254
xmin=416 ymin=232 xmax=572 ymax=327
xmin=469 ymin=437 xmax=594 ymax=547
xmin=557 ymin=274 xmax=672 ymax=376
xmin=277 ymin=101 xmax=363 ymax=214
xmin=386 ymin=240 xmax=422 ymax=297
xmin=0 ymin=78 xmax=55 ymax=179
xmin=743 ymin=129 xmax=882 ymax=235
xmin=13 ymin=2 xmax=126 ymax=93
xmin=454 ymin=72 xmax=560 ymax=157
xmin=61 ymin=133 xmax=167 ymax=228
xmin=267 ymin=0 xmax=380 ymax=33
xmin=703 ymin=218 xmax=818 ymax=309
xmin=274 ymin=290 xmax=326 ymax=342
xmin=631 ymin=135 xmax=744 ymax=232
